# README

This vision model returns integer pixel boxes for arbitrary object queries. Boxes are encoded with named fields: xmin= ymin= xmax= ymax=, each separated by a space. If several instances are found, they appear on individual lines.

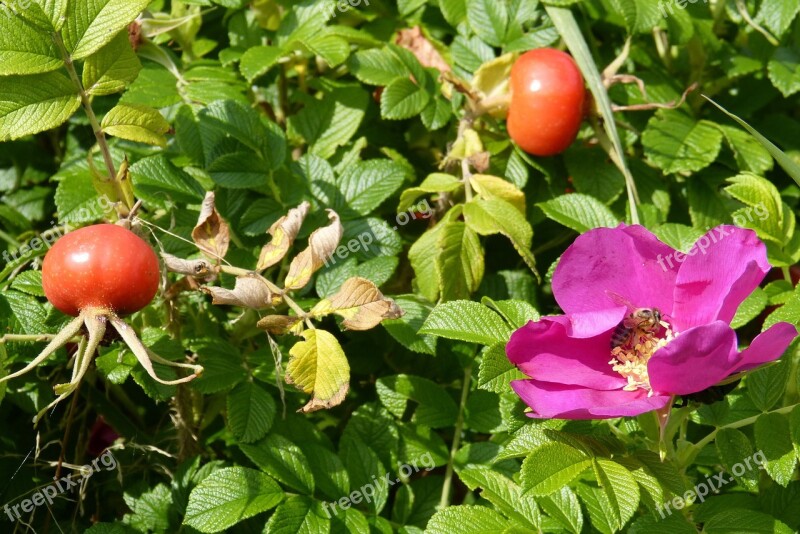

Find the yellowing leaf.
xmin=471 ymin=53 xmax=515 ymax=118
xmin=192 ymin=192 xmax=231 ymax=261
xmin=257 ymin=201 xmax=310 ymax=271
xmin=101 ymin=103 xmax=170 ymax=147
xmin=311 ymin=277 xmax=403 ymax=330
xmin=470 ymin=174 xmax=526 ymax=214
xmin=202 ymin=273 xmax=278 ymax=309
xmin=284 ymin=209 xmax=344 ymax=290
xmin=286 ymin=329 xmax=349 ymax=413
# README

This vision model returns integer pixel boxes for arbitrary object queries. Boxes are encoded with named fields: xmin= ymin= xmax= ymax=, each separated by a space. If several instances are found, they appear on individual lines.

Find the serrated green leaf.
xmin=731 ymin=287 xmax=768 ymax=329
xmin=436 ymin=221 xmax=484 ymax=301
xmin=467 ymin=0 xmax=508 ymax=47
xmin=463 ymin=197 xmax=537 ymax=276
xmin=382 ymin=295 xmax=438 ymax=355
xmin=130 ymin=154 xmax=205 ymax=207
xmin=337 ymin=159 xmax=407 ymax=217
xmin=264 ymin=496 xmax=330 ymax=534
xmin=420 ymin=300 xmax=511 ymax=345
xmin=704 ymin=509 xmax=794 ymax=534
xmin=538 ymin=486 xmax=583 ymax=534
xmin=0 ymin=71 xmax=80 ymax=142
xmin=768 ymin=48 xmax=800 ymax=98
xmin=101 ymin=104 xmax=170 ymax=147
xmin=339 ymin=435 xmax=389 ymax=514
xmin=83 ymin=32 xmax=141 ymax=96
xmin=755 ymin=412 xmax=798 ymax=487
xmin=239 ymin=45 xmax=281 ymax=82
xmin=716 ymin=428 xmax=759 ymax=492
xmin=288 ymin=87 xmax=369 ymax=159
xmin=63 ymin=0 xmax=151 ymax=60
xmin=183 ymin=467 xmax=283 ymax=532
xmin=398 ymin=173 xmax=462 ymax=213
xmin=0 ymin=15 xmax=62 ymax=75
xmin=478 ymin=342 xmax=525 ymax=394
xmin=376 ymin=374 xmax=458 ymax=428
xmin=347 ymin=47 xmax=409 ymax=86
xmin=380 ymin=77 xmax=430 ymax=120
xmin=747 ymin=357 xmax=788 ymax=412
xmin=227 ymin=381 xmax=276 ymax=443
xmin=239 ymin=434 xmax=315 ymax=494
xmin=426 ymin=505 xmax=511 ymax=534
xmin=521 ymin=442 xmax=592 ymax=496
xmin=642 ymin=109 xmax=724 ymax=174
xmin=537 ymin=193 xmax=619 ymax=233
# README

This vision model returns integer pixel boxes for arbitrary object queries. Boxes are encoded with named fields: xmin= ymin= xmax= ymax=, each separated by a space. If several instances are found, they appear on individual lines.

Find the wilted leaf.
xmin=192 ymin=192 xmax=231 ymax=261
xmin=257 ymin=201 xmax=310 ymax=271
xmin=396 ymin=26 xmax=451 ymax=73
xmin=286 ymin=329 xmax=349 ymax=413
xmin=471 ymin=53 xmax=515 ymax=118
xmin=202 ymin=273 xmax=278 ymax=309
xmin=162 ymin=253 xmax=218 ymax=280
xmin=311 ymin=277 xmax=403 ymax=330
xmin=284 ymin=210 xmax=344 ymax=290
xmin=257 ymin=315 xmax=304 ymax=335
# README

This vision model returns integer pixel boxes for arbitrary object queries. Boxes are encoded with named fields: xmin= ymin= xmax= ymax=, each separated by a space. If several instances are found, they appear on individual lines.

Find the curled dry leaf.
xmin=161 ymin=252 xmax=218 ymax=280
xmin=257 ymin=201 xmax=310 ymax=271
xmin=257 ymin=315 xmax=304 ymax=336
xmin=283 ymin=209 xmax=344 ymax=290
xmin=201 ymin=273 xmax=279 ymax=309
xmin=470 ymin=52 xmax=516 ymax=118
xmin=311 ymin=277 xmax=403 ymax=330
xmin=192 ymin=192 xmax=230 ymax=261
xmin=286 ymin=329 xmax=350 ymax=413
xmin=396 ymin=26 xmax=451 ymax=73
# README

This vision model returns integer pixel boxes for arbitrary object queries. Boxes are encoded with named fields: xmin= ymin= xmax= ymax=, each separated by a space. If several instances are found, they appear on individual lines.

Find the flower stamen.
xmin=609 ymin=321 xmax=676 ymax=394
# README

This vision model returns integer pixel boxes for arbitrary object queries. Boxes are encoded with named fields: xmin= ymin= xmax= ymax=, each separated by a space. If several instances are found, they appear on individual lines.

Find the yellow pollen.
xmin=609 ymin=323 xmax=676 ymax=395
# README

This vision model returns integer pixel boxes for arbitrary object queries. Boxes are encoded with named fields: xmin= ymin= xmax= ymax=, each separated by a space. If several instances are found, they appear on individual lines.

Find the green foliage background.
xmin=0 ymin=0 xmax=799 ymax=532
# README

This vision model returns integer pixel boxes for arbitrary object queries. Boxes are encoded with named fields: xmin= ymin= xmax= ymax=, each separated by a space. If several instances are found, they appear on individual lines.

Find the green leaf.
xmin=83 ymin=32 xmax=142 ymax=96
xmin=724 ymin=174 xmax=785 ymax=243
xmin=0 ymin=72 xmax=80 ymax=142
xmin=420 ymin=300 xmax=511 ymax=345
xmin=264 ymin=496 xmax=330 ymax=534
xmin=398 ymin=173 xmax=462 ymax=213
xmin=642 ymin=109 xmax=724 ymax=174
xmin=380 ymin=77 xmax=431 ymax=120
xmin=718 ymin=125 xmax=774 ymax=175
xmin=208 ymin=152 xmax=271 ymax=189
xmin=703 ymin=97 xmax=800 ymax=188
xmin=747 ymin=357 xmax=788 ymax=412
xmin=716 ymin=428 xmax=759 ymax=492
xmin=240 ymin=45 xmax=282 ymax=82
xmin=0 ymin=15 xmax=62 ymax=75
xmin=467 ymin=0 xmax=508 ymax=47
xmin=10 ymin=271 xmax=44 ymax=297
xmin=300 ymin=443 xmax=349 ymax=501
xmin=183 ymin=467 xmax=284 ymax=532
xmin=478 ymin=342 xmax=525 ymax=394
xmin=463 ymin=197 xmax=537 ymax=276
xmin=303 ymin=32 xmax=350 ymax=68
xmin=458 ymin=467 xmax=540 ymax=529
xmin=382 ymin=295 xmax=438 ymax=355
xmin=426 ymin=505 xmax=511 ymax=534
xmin=591 ymin=459 xmax=639 ymax=531
xmin=101 ymin=104 xmax=170 ymax=147
xmin=538 ymin=486 xmax=583 ymax=534
xmin=731 ymin=287 xmax=768 ymax=329
xmin=537 ymin=193 xmax=619 ymax=233
xmin=227 ymin=382 xmax=276 ymax=443
xmin=16 ymin=0 xmax=68 ymax=31
xmin=521 ymin=442 xmax=592 ymax=496
xmin=337 ymin=160 xmax=408 ymax=217
xmin=436 ymin=221 xmax=484 ymax=301
xmin=239 ymin=434 xmax=315 ymax=494
xmin=757 ymin=0 xmax=800 ymax=38
xmin=53 ymin=160 xmax=110 ymax=223
xmin=703 ymin=509 xmax=794 ymax=534
xmin=339 ymin=435 xmax=389 ymax=514
xmin=754 ymin=412 xmax=798 ymax=487
xmin=768 ymin=48 xmax=800 ymax=98
xmin=565 ymin=146 xmax=626 ymax=204
xmin=376 ymin=374 xmax=458 ymax=428
xmin=288 ymin=87 xmax=369 ymax=159
xmin=63 ymin=0 xmax=151 ymax=60
xmin=286 ymin=329 xmax=350 ymax=412
xmin=439 ymin=0 xmax=467 ymax=27
xmin=347 ymin=47 xmax=409 ymax=86
xmin=130 ymin=155 xmax=205 ymax=207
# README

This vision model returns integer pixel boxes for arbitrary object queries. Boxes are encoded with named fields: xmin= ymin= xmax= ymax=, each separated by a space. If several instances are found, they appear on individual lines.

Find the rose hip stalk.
xmin=0 ymin=224 xmax=202 ymax=423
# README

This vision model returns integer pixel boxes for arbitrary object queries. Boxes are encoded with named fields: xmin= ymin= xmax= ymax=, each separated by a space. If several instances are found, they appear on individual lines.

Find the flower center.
xmin=609 ymin=322 xmax=676 ymax=393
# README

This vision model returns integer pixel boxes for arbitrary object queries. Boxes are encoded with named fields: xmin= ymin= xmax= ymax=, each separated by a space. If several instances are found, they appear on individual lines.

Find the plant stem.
xmin=782 ymin=266 xmax=792 ymax=283
xmin=439 ymin=363 xmax=472 ymax=510
xmin=0 ymin=334 xmax=59 ymax=344
xmin=53 ymin=32 xmax=125 ymax=215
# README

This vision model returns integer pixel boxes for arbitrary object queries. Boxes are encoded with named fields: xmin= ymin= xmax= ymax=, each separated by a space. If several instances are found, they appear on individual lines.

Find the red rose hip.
xmin=507 ymin=48 xmax=586 ymax=156
xmin=42 ymin=224 xmax=160 ymax=316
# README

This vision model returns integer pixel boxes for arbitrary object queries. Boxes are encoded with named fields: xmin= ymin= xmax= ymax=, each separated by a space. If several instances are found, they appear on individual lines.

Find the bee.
xmin=606 ymin=291 xmax=663 ymax=349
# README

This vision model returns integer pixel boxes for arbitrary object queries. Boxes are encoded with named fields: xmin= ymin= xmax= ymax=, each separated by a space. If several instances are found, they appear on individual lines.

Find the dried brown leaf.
xmin=257 ymin=315 xmax=304 ymax=335
xmin=192 ymin=192 xmax=230 ymax=260
xmin=396 ymin=26 xmax=451 ymax=73
xmin=311 ymin=277 xmax=403 ymax=330
xmin=283 ymin=209 xmax=344 ymax=290
xmin=201 ymin=273 xmax=277 ymax=309
xmin=257 ymin=201 xmax=310 ymax=271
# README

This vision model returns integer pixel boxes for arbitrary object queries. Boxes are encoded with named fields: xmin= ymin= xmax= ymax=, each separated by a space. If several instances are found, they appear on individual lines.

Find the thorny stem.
xmin=439 ymin=363 xmax=472 ymax=510
xmin=53 ymin=32 xmax=126 ymax=217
